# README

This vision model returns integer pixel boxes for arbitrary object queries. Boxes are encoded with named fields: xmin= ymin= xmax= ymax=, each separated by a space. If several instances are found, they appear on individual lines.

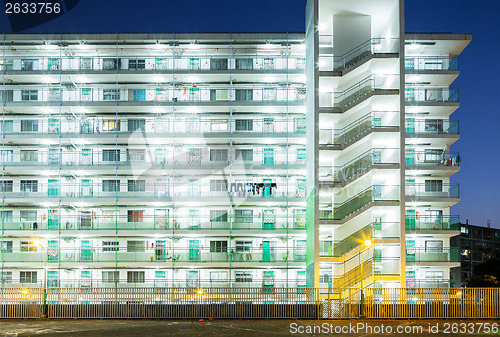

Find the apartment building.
xmin=0 ymin=0 xmax=470 ymax=290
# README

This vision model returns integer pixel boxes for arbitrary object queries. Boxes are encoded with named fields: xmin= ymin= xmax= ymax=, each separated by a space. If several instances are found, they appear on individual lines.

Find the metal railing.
xmin=405 ymin=215 xmax=460 ymax=231
xmin=405 ymin=247 xmax=460 ymax=262
xmin=405 ymin=87 xmax=459 ymax=103
xmin=1 ymin=287 xmax=500 ymax=319
xmin=405 ymin=56 xmax=459 ymax=71
xmin=405 ymin=151 xmax=460 ymax=167
xmin=405 ymin=119 xmax=459 ymax=134
xmin=405 ymin=183 xmax=460 ymax=199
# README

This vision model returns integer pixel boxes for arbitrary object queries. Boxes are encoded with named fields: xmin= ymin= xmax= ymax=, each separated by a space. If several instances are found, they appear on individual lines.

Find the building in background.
xmin=0 ymin=0 xmax=470 ymax=290
xmin=451 ymin=222 xmax=500 ymax=287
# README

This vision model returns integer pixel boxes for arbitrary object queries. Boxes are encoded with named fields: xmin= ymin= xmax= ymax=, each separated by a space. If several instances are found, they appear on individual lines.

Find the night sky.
xmin=0 ymin=0 xmax=498 ymax=228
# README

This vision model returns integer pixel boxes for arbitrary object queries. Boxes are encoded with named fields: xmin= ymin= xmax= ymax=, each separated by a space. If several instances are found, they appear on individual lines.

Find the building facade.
xmin=451 ymin=223 xmax=500 ymax=286
xmin=0 ymin=0 xmax=470 ymax=290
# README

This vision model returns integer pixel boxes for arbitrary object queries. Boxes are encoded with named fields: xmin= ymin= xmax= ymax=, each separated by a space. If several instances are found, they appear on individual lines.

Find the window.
xmin=210 ymin=210 xmax=228 ymax=223
xmin=210 ymin=179 xmax=228 ymax=192
xmin=21 ymin=59 xmax=39 ymax=71
xmin=235 ymin=241 xmax=252 ymax=252
xmin=0 ymin=150 xmax=13 ymax=162
xmin=236 ymin=149 xmax=253 ymax=161
xmin=21 ymin=120 xmax=38 ymax=132
xmin=235 ymin=119 xmax=253 ymax=131
xmin=235 ymin=210 xmax=253 ymax=223
xmin=20 ymin=180 xmax=38 ymax=192
xmin=128 ymin=180 xmax=145 ymax=192
xmin=235 ymin=271 xmax=252 ymax=283
xmin=20 ymin=241 xmax=37 ymax=252
xmin=128 ymin=59 xmax=145 ymax=70
xmin=155 ymin=270 xmax=166 ymax=279
xmin=210 ymin=58 xmax=228 ymax=70
xmin=235 ymin=89 xmax=253 ymax=101
xmin=102 ymin=180 xmax=120 ymax=192
xmin=102 ymin=119 xmax=120 ymax=131
xmin=188 ymin=58 xmax=200 ymax=70
xmin=19 ymin=210 xmax=35 ymax=222
xmin=210 ymin=120 xmax=228 ymax=132
xmin=1 ymin=241 xmax=13 ymax=253
xmin=127 ymin=149 xmax=146 ymax=162
xmin=263 ymin=58 xmax=275 ymax=70
xmin=102 ymin=241 xmax=119 ymax=252
xmin=0 ymin=120 xmax=13 ymax=132
xmin=127 ymin=210 xmax=144 ymax=223
xmin=425 ymin=271 xmax=444 ymax=280
xmin=127 ymin=241 xmax=145 ymax=253
xmin=235 ymin=58 xmax=253 ymax=70
xmin=210 ymin=149 xmax=228 ymax=162
xmin=102 ymin=149 xmax=120 ymax=161
xmin=1 ymin=271 xmax=12 ymax=284
xmin=425 ymin=180 xmax=443 ymax=192
xmin=0 ymin=180 xmax=13 ymax=192
xmin=20 ymin=150 xmax=38 ymax=162
xmin=102 ymin=210 xmax=118 ymax=222
xmin=425 ymin=119 xmax=443 ymax=132
xmin=21 ymin=90 xmax=38 ymax=101
xmin=425 ymin=240 xmax=443 ymax=252
xmin=102 ymin=271 xmax=119 ymax=283
xmin=127 ymin=271 xmax=145 ymax=283
xmin=103 ymin=89 xmax=119 ymax=101
xmin=1 ymin=211 xmax=12 ymax=223
xmin=102 ymin=58 xmax=120 ymax=70
xmin=128 ymin=119 xmax=145 ymax=132
xmin=20 ymin=271 xmax=37 ymax=284
xmin=210 ymin=241 xmax=228 ymax=253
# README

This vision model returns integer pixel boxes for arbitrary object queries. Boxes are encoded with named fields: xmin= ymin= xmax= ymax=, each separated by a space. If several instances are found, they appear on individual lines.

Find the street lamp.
xmin=359 ymin=239 xmax=373 ymax=318
xmin=38 ymin=243 xmax=48 ymax=319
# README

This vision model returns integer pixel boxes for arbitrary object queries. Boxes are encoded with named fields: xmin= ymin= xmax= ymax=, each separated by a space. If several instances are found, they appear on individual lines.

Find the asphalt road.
xmin=0 ymin=319 xmax=499 ymax=336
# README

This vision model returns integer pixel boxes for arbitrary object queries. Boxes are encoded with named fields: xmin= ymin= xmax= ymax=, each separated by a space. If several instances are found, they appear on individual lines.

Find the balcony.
xmin=405 ymin=151 xmax=460 ymax=168
xmin=2 ymin=56 xmax=307 ymax=72
xmin=405 ymin=248 xmax=459 ymax=263
xmin=319 ymin=75 xmax=399 ymax=109
xmin=0 ymin=215 xmax=307 ymax=232
xmin=405 ymin=56 xmax=459 ymax=71
xmin=319 ymin=112 xmax=398 ymax=148
xmin=0 ymin=246 xmax=307 ymax=264
xmin=405 ymin=88 xmax=459 ymax=103
xmin=320 ymin=185 xmax=399 ymax=221
xmin=405 ymin=119 xmax=459 ymax=135
xmin=0 ymin=87 xmax=306 ymax=104
xmin=320 ymin=148 xmax=399 ymax=186
xmin=406 ymin=279 xmax=456 ymax=288
xmin=319 ymin=38 xmax=399 ymax=72
xmin=405 ymin=215 xmax=460 ymax=231
xmin=405 ymin=183 xmax=460 ymax=199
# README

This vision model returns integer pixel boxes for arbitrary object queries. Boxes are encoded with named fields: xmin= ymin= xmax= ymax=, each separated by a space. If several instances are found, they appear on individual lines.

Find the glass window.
xmin=21 ymin=120 xmax=38 ymax=132
xmin=235 ymin=89 xmax=253 ymax=101
xmin=20 ymin=150 xmax=38 ymax=162
xmin=127 ymin=241 xmax=145 ymax=253
xmin=235 ymin=241 xmax=252 ymax=252
xmin=103 ymin=89 xmax=119 ymax=101
xmin=210 ymin=210 xmax=228 ymax=223
xmin=102 ymin=180 xmax=120 ymax=192
xmin=102 ymin=58 xmax=120 ymax=70
xmin=102 ymin=119 xmax=120 ymax=131
xmin=1 ymin=180 xmax=13 ymax=192
xmin=235 ymin=119 xmax=253 ymax=131
xmin=20 ymin=180 xmax=38 ymax=192
xmin=425 ymin=180 xmax=443 ymax=192
xmin=1 ymin=241 xmax=13 ymax=253
xmin=127 ymin=271 xmax=145 ymax=283
xmin=0 ymin=120 xmax=13 ymax=132
xmin=235 ymin=58 xmax=253 ymax=70
xmin=235 ymin=210 xmax=253 ymax=223
xmin=20 ymin=271 xmax=37 ymax=284
xmin=102 ymin=149 xmax=120 ymax=161
xmin=210 ymin=119 xmax=228 ymax=132
xmin=128 ymin=59 xmax=145 ymax=70
xmin=0 ymin=211 xmax=12 ymax=223
xmin=102 ymin=271 xmax=119 ymax=283
xmin=127 ymin=210 xmax=144 ymax=223
xmin=102 ymin=241 xmax=119 ymax=252
xmin=1 ymin=271 xmax=12 ymax=284
xmin=210 ymin=241 xmax=228 ymax=253
xmin=128 ymin=119 xmax=145 ymax=132
xmin=210 ymin=179 xmax=228 ymax=192
xmin=128 ymin=180 xmax=145 ymax=192
xmin=235 ymin=271 xmax=252 ymax=282
xmin=236 ymin=149 xmax=253 ymax=162
xmin=210 ymin=149 xmax=228 ymax=162
xmin=155 ymin=270 xmax=166 ymax=279
xmin=210 ymin=58 xmax=228 ymax=70
xmin=127 ymin=149 xmax=145 ymax=161
xmin=20 ymin=241 xmax=37 ymax=252
xmin=0 ymin=150 xmax=13 ymax=162
xmin=21 ymin=90 xmax=38 ymax=101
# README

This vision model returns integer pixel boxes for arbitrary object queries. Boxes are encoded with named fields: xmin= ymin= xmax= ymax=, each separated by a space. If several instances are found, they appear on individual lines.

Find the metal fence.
xmin=0 ymin=287 xmax=499 ymax=319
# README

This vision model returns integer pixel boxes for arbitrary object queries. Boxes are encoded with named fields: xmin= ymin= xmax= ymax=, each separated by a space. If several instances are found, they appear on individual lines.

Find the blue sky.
xmin=0 ymin=0 xmax=498 ymax=227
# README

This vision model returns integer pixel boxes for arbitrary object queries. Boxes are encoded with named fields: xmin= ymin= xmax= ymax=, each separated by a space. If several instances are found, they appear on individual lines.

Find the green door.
xmin=48 ymin=149 xmax=60 ymax=165
xmin=263 ymin=179 xmax=272 ymax=198
xmin=80 ymin=240 xmax=92 ymax=262
xmin=405 ymin=118 xmax=415 ymax=134
xmin=47 ymin=240 xmax=59 ymax=262
xmin=263 ymin=271 xmax=274 ymax=288
xmin=406 ymin=209 xmax=416 ymax=230
xmin=405 ymin=149 xmax=415 ymax=165
xmin=48 ymin=179 xmax=59 ymax=197
xmin=263 ymin=148 xmax=274 ymax=165
xmin=262 ymin=209 xmax=275 ymax=230
xmin=262 ymin=241 xmax=273 ymax=262
xmin=48 ymin=210 xmax=59 ymax=230
xmin=189 ymin=240 xmax=200 ymax=261
xmin=80 ymin=179 xmax=92 ymax=197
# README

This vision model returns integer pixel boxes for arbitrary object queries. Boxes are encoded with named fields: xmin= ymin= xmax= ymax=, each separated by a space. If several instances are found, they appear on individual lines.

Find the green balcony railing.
xmin=405 ymin=215 xmax=460 ymax=231
xmin=405 ymin=56 xmax=459 ymax=71
xmin=405 ymin=87 xmax=459 ymax=103
xmin=405 ymin=151 xmax=460 ymax=167
xmin=405 ymin=183 xmax=460 ymax=199
xmin=405 ymin=247 xmax=459 ymax=263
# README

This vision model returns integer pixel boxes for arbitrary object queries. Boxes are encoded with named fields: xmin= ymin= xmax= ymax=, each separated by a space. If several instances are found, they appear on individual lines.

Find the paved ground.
xmin=0 ymin=319 xmax=499 ymax=337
